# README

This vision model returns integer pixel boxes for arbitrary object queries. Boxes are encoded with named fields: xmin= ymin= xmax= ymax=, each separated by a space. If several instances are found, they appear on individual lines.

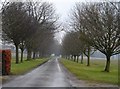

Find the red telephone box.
xmin=1 ymin=50 xmax=11 ymax=75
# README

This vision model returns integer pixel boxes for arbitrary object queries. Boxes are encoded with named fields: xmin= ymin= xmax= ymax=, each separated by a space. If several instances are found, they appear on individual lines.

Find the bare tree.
xmin=2 ymin=2 xmax=30 ymax=63
xmin=62 ymin=31 xmax=84 ymax=63
xmin=71 ymin=2 xmax=120 ymax=72
xmin=24 ymin=2 xmax=59 ymax=60
xmin=70 ymin=3 xmax=95 ymax=66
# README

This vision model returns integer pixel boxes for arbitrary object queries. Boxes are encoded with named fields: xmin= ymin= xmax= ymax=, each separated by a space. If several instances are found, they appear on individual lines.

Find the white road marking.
xmin=56 ymin=58 xmax=61 ymax=72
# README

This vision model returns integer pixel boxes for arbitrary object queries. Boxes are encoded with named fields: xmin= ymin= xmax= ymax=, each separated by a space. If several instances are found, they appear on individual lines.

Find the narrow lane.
xmin=3 ymin=57 xmax=72 ymax=87
xmin=2 ymin=57 xmax=117 ymax=88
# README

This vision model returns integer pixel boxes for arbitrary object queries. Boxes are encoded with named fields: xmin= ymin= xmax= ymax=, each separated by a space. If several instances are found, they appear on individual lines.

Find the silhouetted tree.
xmin=71 ymin=2 xmax=120 ymax=72
xmin=62 ymin=31 xmax=84 ymax=63
xmin=2 ymin=2 xmax=30 ymax=63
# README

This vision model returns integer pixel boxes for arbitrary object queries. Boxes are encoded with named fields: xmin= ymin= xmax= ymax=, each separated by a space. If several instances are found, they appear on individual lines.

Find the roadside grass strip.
xmin=60 ymin=59 xmax=118 ymax=85
xmin=11 ymin=58 xmax=48 ymax=75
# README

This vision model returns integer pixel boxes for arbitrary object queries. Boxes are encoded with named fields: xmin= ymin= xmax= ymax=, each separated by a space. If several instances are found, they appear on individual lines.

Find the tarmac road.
xmin=3 ymin=57 xmax=73 ymax=87
xmin=2 ymin=57 xmax=117 ymax=89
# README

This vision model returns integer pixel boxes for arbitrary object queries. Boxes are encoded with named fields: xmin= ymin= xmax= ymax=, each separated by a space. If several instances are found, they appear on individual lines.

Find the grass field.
xmin=60 ymin=58 xmax=118 ymax=85
xmin=11 ymin=58 xmax=49 ymax=75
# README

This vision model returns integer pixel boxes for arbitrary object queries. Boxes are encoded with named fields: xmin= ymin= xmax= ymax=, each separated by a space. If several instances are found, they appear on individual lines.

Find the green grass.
xmin=11 ymin=58 xmax=48 ymax=75
xmin=60 ymin=58 xmax=118 ymax=85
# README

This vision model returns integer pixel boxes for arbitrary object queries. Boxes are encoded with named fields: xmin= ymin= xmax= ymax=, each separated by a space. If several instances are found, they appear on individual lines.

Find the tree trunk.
xmin=77 ymin=56 xmax=79 ymax=63
xmin=81 ymin=53 xmax=83 ymax=64
xmin=71 ymin=55 xmax=73 ymax=60
xmin=33 ymin=51 xmax=36 ymax=59
xmin=39 ymin=52 xmax=42 ymax=58
xmin=87 ymin=47 xmax=90 ymax=66
xmin=20 ymin=42 xmax=24 ymax=63
xmin=27 ymin=49 xmax=31 ymax=60
xmin=74 ymin=55 xmax=76 ymax=62
xmin=15 ymin=45 xmax=19 ymax=64
xmin=87 ymin=55 xmax=90 ymax=66
xmin=65 ymin=56 xmax=67 ymax=59
xmin=20 ymin=49 xmax=24 ymax=63
xmin=104 ymin=55 xmax=111 ymax=72
xmin=36 ymin=52 xmax=38 ymax=59
xmin=15 ymin=44 xmax=19 ymax=64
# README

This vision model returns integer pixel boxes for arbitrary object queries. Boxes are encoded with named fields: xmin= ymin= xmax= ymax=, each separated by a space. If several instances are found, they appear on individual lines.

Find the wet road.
xmin=2 ymin=57 xmax=118 ymax=88
xmin=3 ymin=57 xmax=73 ymax=87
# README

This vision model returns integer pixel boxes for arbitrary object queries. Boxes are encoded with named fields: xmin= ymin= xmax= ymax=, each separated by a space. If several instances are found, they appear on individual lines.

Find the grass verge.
xmin=60 ymin=58 xmax=118 ymax=85
xmin=11 ymin=58 xmax=49 ymax=75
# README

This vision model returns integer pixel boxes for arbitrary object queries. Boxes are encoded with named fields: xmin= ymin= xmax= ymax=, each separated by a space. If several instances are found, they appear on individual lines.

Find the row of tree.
xmin=2 ymin=2 xmax=59 ymax=64
xmin=62 ymin=2 xmax=120 ymax=72
xmin=62 ymin=31 xmax=94 ymax=66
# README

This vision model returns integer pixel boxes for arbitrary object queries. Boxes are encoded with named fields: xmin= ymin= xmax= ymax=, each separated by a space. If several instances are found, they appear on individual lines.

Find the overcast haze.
xmin=43 ymin=0 xmax=119 ymax=44
xmin=0 ymin=0 xmax=119 ymax=44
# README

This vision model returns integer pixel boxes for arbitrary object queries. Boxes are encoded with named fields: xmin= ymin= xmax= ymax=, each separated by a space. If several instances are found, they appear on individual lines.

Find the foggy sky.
xmin=0 ymin=0 xmax=118 ymax=44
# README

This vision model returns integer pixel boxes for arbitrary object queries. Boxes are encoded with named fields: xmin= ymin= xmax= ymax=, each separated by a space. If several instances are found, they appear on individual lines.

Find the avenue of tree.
xmin=1 ymin=2 xmax=120 ymax=72
xmin=2 ymin=2 xmax=59 ymax=63
xmin=62 ymin=2 xmax=120 ymax=72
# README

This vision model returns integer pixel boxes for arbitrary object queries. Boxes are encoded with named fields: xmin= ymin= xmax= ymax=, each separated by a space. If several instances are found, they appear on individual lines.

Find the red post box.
xmin=1 ymin=50 xmax=11 ymax=75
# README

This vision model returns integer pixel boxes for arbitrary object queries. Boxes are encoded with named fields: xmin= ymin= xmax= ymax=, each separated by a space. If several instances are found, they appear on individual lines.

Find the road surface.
xmin=2 ymin=57 xmax=117 ymax=88
xmin=2 ymin=57 xmax=76 ymax=87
